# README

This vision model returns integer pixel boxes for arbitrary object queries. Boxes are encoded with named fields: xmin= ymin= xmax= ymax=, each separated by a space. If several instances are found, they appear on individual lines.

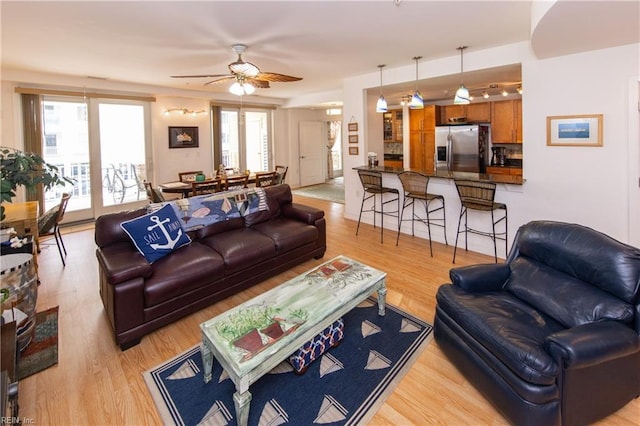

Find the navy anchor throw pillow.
xmin=120 ymin=203 xmax=191 ymax=263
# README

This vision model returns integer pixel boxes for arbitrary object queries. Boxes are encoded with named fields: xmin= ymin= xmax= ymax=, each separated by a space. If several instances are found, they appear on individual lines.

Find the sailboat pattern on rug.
xmin=144 ymin=297 xmax=433 ymax=426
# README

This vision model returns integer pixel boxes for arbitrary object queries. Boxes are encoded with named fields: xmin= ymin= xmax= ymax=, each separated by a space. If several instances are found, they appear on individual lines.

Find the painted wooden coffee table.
xmin=200 ymin=255 xmax=387 ymax=426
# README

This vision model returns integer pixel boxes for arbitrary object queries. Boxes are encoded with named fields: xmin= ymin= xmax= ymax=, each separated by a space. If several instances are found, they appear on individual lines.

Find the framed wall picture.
xmin=348 ymin=134 xmax=358 ymax=143
xmin=169 ymin=126 xmax=199 ymax=148
xmin=546 ymin=114 xmax=603 ymax=147
xmin=348 ymin=122 xmax=358 ymax=132
xmin=348 ymin=146 xmax=359 ymax=155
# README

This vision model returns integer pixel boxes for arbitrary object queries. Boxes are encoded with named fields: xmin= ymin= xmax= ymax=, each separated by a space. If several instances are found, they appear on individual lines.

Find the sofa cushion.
xmin=144 ymin=242 xmax=225 ymax=307
xmin=508 ymin=257 xmax=634 ymax=328
xmin=120 ymin=204 xmax=191 ymax=263
xmin=436 ymin=284 xmax=564 ymax=385
xmin=252 ymin=217 xmax=318 ymax=254
xmin=199 ymin=228 xmax=277 ymax=274
xmin=244 ymin=184 xmax=291 ymax=227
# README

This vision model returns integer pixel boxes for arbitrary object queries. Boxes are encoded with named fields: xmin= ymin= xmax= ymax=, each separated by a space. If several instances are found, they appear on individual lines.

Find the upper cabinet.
xmin=383 ymin=110 xmax=403 ymax=142
xmin=491 ymin=99 xmax=522 ymax=144
xmin=439 ymin=103 xmax=491 ymax=125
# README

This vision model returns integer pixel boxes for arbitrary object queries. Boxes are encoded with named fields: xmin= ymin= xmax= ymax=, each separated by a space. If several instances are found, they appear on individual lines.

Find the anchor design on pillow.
xmin=147 ymin=215 xmax=183 ymax=250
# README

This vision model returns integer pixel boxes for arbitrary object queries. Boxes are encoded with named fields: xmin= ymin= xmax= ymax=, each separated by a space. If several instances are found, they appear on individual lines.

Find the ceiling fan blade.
xmin=246 ymin=78 xmax=270 ymax=89
xmin=171 ymin=74 xmax=232 ymax=79
xmin=256 ymin=72 xmax=302 ymax=83
xmin=203 ymin=76 xmax=236 ymax=86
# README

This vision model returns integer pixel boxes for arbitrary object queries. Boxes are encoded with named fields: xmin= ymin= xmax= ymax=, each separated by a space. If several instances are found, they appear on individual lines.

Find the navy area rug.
xmin=143 ymin=298 xmax=432 ymax=426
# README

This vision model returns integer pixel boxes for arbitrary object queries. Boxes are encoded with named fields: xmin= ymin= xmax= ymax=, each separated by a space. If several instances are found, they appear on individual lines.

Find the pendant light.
xmin=454 ymin=46 xmax=470 ymax=105
xmin=409 ymin=56 xmax=424 ymax=109
xmin=376 ymin=64 xmax=388 ymax=113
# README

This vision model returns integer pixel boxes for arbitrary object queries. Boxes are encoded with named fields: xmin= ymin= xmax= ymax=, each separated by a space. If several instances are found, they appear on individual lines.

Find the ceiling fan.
xmin=171 ymin=44 xmax=302 ymax=95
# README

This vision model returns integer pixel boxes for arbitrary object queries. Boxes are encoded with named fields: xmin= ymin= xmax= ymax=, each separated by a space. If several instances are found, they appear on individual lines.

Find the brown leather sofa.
xmin=95 ymin=184 xmax=326 ymax=350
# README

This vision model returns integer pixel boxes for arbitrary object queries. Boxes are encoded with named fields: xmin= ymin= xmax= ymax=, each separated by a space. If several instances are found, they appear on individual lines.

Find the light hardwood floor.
xmin=20 ymin=195 xmax=639 ymax=425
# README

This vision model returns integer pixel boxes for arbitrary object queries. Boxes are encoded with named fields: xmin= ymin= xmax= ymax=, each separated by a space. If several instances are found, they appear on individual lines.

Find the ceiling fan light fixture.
xmin=229 ymin=60 xmax=260 ymax=77
xmin=501 ymin=87 xmax=509 ymax=96
xmin=229 ymin=82 xmax=245 ymax=96
xmin=482 ymin=90 xmax=489 ymax=99
xmin=243 ymin=82 xmax=256 ymax=94
xmin=376 ymin=64 xmax=388 ymax=113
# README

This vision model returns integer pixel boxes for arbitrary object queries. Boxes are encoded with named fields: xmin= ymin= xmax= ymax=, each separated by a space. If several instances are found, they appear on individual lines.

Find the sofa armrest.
xmin=96 ymin=243 xmax=152 ymax=285
xmin=281 ymin=202 xmax=325 ymax=225
xmin=546 ymin=321 xmax=640 ymax=368
xmin=449 ymin=263 xmax=511 ymax=292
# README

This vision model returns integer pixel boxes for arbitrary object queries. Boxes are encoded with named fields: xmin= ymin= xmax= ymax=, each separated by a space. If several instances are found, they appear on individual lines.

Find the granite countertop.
xmin=354 ymin=165 xmax=525 ymax=185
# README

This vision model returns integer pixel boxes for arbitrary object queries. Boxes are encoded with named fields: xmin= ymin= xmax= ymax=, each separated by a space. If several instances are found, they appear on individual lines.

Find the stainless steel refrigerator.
xmin=435 ymin=124 xmax=489 ymax=173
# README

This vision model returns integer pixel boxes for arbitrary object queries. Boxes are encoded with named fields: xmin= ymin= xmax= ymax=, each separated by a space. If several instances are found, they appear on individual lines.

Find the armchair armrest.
xmin=281 ymin=203 xmax=325 ymax=225
xmin=546 ymin=321 xmax=640 ymax=368
xmin=449 ymin=263 xmax=511 ymax=292
xmin=96 ymin=243 xmax=152 ymax=285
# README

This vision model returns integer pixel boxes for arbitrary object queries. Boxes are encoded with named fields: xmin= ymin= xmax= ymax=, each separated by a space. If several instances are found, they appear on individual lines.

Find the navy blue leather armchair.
xmin=434 ymin=221 xmax=640 ymax=425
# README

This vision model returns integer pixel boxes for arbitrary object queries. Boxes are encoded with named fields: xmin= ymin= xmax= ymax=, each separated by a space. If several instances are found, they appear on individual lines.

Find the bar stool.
xmin=395 ymin=171 xmax=447 ymax=257
xmin=356 ymin=170 xmax=400 ymax=243
xmin=453 ymin=179 xmax=507 ymax=263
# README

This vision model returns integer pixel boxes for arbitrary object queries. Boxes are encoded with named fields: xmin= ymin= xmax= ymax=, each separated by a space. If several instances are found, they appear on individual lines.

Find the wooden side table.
xmin=1 ymin=202 xmax=39 ymax=273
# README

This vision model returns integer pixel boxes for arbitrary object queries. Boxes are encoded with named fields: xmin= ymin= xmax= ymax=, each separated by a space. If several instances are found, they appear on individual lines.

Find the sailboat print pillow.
xmin=121 ymin=203 xmax=191 ymax=263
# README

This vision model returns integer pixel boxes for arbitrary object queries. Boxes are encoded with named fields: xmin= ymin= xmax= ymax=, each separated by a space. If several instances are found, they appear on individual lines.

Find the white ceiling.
xmin=1 ymin=1 xmax=638 ymax=106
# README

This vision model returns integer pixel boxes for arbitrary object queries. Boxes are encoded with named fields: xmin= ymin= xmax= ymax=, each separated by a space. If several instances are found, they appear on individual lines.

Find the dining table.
xmin=159 ymin=174 xmax=257 ymax=198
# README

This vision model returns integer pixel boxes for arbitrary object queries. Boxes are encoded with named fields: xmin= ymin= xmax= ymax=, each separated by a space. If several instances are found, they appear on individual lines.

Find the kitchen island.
xmin=350 ymin=165 xmax=524 ymax=260
xmin=353 ymin=165 xmax=524 ymax=185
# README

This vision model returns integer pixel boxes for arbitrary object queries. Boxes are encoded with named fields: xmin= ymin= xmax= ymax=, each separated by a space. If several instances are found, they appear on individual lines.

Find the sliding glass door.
xmin=218 ymin=107 xmax=271 ymax=173
xmin=41 ymin=96 xmax=151 ymax=221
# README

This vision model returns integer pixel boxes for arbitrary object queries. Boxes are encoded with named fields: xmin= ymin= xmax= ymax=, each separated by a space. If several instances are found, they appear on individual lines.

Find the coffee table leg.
xmin=377 ymin=280 xmax=387 ymax=316
xmin=201 ymin=341 xmax=213 ymax=383
xmin=234 ymin=390 xmax=252 ymax=426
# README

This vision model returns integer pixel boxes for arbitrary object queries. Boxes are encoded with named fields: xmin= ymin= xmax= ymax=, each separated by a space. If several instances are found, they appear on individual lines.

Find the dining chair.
xmin=143 ymin=181 xmax=166 ymax=203
xmin=191 ymin=179 xmax=222 ymax=196
xmin=178 ymin=171 xmax=203 ymax=182
xmin=37 ymin=193 xmax=71 ymax=266
xmin=275 ymin=165 xmax=288 ymax=184
xmin=224 ymin=174 xmax=249 ymax=191
xmin=255 ymin=171 xmax=278 ymax=187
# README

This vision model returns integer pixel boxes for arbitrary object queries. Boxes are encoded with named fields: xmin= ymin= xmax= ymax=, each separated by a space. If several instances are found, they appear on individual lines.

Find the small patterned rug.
xmin=144 ymin=298 xmax=432 ymax=426
xmin=17 ymin=306 xmax=59 ymax=380
xmin=292 ymin=182 xmax=345 ymax=204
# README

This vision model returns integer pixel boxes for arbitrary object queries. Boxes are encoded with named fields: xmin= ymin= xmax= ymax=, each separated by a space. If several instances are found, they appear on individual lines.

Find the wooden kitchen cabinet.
xmin=409 ymin=105 xmax=438 ymax=171
xmin=383 ymin=109 xmax=403 ymax=142
xmin=466 ymin=102 xmax=491 ymax=123
xmin=439 ymin=103 xmax=491 ymax=124
xmin=491 ymin=99 xmax=522 ymax=143
xmin=486 ymin=166 xmax=522 ymax=176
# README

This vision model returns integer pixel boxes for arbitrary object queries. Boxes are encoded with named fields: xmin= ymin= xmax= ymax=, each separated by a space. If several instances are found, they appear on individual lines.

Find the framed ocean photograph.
xmin=547 ymin=114 xmax=602 ymax=146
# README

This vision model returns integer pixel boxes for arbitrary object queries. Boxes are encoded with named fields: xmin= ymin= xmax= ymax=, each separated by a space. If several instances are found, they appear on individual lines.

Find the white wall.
xmin=152 ymin=97 xmax=212 ymax=185
xmin=343 ymin=42 xmax=640 ymax=256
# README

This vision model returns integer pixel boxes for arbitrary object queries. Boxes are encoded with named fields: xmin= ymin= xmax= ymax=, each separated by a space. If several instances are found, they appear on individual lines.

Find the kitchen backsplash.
xmin=384 ymin=142 xmax=403 ymax=155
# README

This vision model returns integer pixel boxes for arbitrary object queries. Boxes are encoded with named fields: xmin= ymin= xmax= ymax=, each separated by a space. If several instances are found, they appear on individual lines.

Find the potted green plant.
xmin=0 ymin=147 xmax=75 ymax=221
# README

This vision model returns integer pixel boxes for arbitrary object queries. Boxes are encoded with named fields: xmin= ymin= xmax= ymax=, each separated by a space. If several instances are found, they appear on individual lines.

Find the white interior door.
xmin=299 ymin=121 xmax=324 ymax=187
